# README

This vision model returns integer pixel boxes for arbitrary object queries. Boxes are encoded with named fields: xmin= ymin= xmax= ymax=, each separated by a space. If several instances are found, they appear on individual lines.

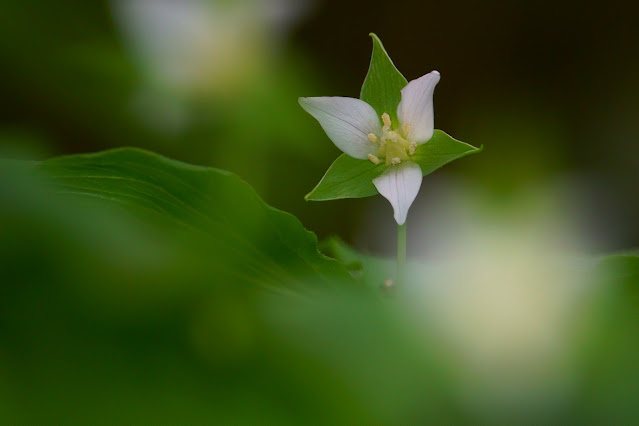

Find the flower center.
xmin=367 ymin=113 xmax=416 ymax=166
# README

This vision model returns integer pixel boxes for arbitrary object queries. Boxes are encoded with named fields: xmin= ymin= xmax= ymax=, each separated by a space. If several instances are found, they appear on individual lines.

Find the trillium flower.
xmin=299 ymin=71 xmax=440 ymax=225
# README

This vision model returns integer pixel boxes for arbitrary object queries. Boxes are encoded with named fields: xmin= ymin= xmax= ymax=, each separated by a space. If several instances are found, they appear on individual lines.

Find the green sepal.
xmin=411 ymin=130 xmax=483 ymax=175
xmin=360 ymin=33 xmax=408 ymax=124
xmin=305 ymin=154 xmax=386 ymax=201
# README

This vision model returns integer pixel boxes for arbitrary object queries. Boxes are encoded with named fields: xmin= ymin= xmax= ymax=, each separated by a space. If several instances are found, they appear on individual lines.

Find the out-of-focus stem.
xmin=397 ymin=222 xmax=407 ymax=286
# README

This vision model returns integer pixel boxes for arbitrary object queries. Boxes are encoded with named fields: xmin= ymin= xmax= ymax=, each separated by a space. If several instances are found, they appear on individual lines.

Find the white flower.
xmin=299 ymin=71 xmax=440 ymax=225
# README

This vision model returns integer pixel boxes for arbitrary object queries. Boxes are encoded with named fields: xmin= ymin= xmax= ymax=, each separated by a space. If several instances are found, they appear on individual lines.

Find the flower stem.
xmin=397 ymin=222 xmax=407 ymax=286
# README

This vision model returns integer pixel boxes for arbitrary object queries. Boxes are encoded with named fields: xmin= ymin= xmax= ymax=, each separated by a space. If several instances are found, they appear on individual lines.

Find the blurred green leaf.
xmin=306 ymin=131 xmax=482 ymax=201
xmin=578 ymin=253 xmax=639 ymax=423
xmin=596 ymin=253 xmax=639 ymax=292
xmin=0 ymin=151 xmax=447 ymax=425
xmin=34 ymin=148 xmax=354 ymax=292
xmin=320 ymin=237 xmax=395 ymax=288
xmin=360 ymin=33 xmax=407 ymax=122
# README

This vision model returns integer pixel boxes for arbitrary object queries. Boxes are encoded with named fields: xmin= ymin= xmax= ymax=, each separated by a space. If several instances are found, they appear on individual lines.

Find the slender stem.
xmin=397 ymin=222 xmax=407 ymax=286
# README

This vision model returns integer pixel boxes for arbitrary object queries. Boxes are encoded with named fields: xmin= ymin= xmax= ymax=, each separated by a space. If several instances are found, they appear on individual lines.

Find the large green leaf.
xmin=596 ymin=253 xmax=639 ymax=290
xmin=360 ymin=33 xmax=407 ymax=123
xmin=306 ymin=130 xmax=483 ymax=201
xmin=33 ymin=148 xmax=354 ymax=291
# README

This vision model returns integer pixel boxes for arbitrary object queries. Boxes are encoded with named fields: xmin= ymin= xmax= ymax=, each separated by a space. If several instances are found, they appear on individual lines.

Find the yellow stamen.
xmin=375 ymin=113 xmax=416 ymax=165
xmin=367 ymin=133 xmax=378 ymax=143
xmin=409 ymin=142 xmax=417 ymax=155
xmin=382 ymin=113 xmax=392 ymax=129
xmin=368 ymin=154 xmax=381 ymax=165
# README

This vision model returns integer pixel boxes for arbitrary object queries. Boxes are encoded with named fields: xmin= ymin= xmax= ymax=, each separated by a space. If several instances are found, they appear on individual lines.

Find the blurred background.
xmin=1 ymin=0 xmax=637 ymax=248
xmin=1 ymin=0 xmax=638 ymax=423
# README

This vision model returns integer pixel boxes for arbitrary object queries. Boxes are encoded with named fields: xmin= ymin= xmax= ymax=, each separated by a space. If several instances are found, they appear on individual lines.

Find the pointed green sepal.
xmin=360 ymin=33 xmax=408 ymax=124
xmin=411 ymin=130 xmax=483 ymax=176
xmin=305 ymin=154 xmax=386 ymax=201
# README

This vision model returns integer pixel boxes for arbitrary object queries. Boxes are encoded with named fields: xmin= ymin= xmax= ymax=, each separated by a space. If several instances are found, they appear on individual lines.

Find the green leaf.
xmin=597 ymin=254 xmax=639 ymax=289
xmin=411 ymin=130 xmax=484 ymax=175
xmin=360 ymin=33 xmax=408 ymax=124
xmin=306 ymin=130 xmax=482 ymax=201
xmin=320 ymin=237 xmax=396 ymax=288
xmin=33 ymin=148 xmax=354 ymax=292
xmin=305 ymin=154 xmax=385 ymax=201
xmin=320 ymin=237 xmax=437 ymax=291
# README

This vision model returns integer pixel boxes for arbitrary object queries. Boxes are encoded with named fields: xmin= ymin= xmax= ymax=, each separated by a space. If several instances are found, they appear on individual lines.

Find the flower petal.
xmin=299 ymin=97 xmax=381 ymax=159
xmin=372 ymin=161 xmax=422 ymax=225
xmin=396 ymin=71 xmax=440 ymax=144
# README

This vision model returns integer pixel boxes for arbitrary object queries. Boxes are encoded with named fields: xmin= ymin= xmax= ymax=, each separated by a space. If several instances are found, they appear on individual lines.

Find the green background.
xmin=1 ymin=0 xmax=638 ymax=423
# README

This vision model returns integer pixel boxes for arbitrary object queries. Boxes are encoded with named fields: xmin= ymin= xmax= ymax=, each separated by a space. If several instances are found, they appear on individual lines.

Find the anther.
xmin=368 ymin=154 xmax=381 ymax=165
xmin=391 ymin=157 xmax=401 ymax=165
xmin=402 ymin=122 xmax=410 ymax=136
xmin=409 ymin=142 xmax=417 ymax=155
xmin=382 ymin=113 xmax=392 ymax=129
xmin=367 ymin=133 xmax=378 ymax=143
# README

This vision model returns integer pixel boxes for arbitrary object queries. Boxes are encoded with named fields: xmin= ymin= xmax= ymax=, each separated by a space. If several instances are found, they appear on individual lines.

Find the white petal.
xmin=373 ymin=161 xmax=423 ymax=225
xmin=299 ymin=97 xmax=381 ymax=159
xmin=396 ymin=71 xmax=440 ymax=144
